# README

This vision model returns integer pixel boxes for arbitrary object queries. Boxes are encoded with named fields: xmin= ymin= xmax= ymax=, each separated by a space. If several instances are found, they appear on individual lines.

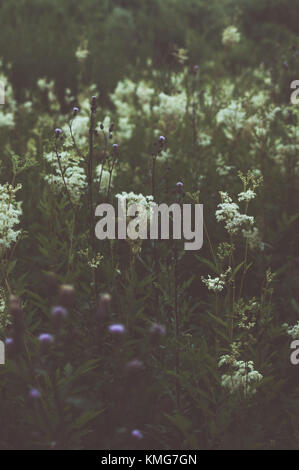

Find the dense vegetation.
xmin=0 ymin=0 xmax=299 ymax=450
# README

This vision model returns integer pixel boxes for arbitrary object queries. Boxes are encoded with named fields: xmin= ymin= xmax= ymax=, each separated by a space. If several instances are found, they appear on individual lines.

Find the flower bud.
xmin=97 ymin=293 xmax=111 ymax=322
xmin=131 ymin=429 xmax=143 ymax=440
xmin=59 ymin=284 xmax=75 ymax=309
xmin=29 ymin=388 xmax=41 ymax=400
xmin=150 ymin=323 xmax=166 ymax=344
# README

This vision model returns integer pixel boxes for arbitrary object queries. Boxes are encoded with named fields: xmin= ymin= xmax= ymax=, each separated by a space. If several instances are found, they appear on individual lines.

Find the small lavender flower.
xmin=131 ymin=429 xmax=143 ymax=440
xmin=159 ymin=135 xmax=166 ymax=144
xmin=51 ymin=306 xmax=68 ymax=318
xmin=5 ymin=338 xmax=14 ymax=346
xmin=55 ymin=128 xmax=62 ymax=137
xmin=38 ymin=333 xmax=54 ymax=344
xmin=73 ymin=106 xmax=79 ymax=115
xmin=193 ymin=65 xmax=199 ymax=71
xmin=108 ymin=324 xmax=125 ymax=335
xmin=29 ymin=388 xmax=41 ymax=399
xmin=112 ymin=143 xmax=119 ymax=150
xmin=176 ymin=181 xmax=184 ymax=188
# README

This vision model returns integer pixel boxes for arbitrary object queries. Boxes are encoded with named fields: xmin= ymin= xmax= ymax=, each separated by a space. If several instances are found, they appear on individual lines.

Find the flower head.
xmin=38 ymin=333 xmax=54 ymax=344
xmin=29 ymin=388 xmax=41 ymax=399
xmin=108 ymin=324 xmax=125 ymax=335
xmin=131 ymin=429 xmax=143 ymax=440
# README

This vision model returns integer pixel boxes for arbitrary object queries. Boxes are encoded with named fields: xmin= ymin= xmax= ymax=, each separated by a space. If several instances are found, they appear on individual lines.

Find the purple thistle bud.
xmin=112 ymin=143 xmax=119 ymax=150
xmin=131 ymin=429 xmax=143 ymax=440
xmin=29 ymin=388 xmax=41 ymax=399
xmin=51 ymin=306 xmax=68 ymax=318
xmin=176 ymin=181 xmax=184 ymax=187
xmin=159 ymin=135 xmax=166 ymax=143
xmin=194 ymin=65 xmax=199 ymax=71
xmin=5 ymin=337 xmax=14 ymax=346
xmin=55 ymin=128 xmax=62 ymax=137
xmin=73 ymin=106 xmax=79 ymax=115
xmin=38 ymin=333 xmax=54 ymax=344
xmin=108 ymin=324 xmax=125 ymax=335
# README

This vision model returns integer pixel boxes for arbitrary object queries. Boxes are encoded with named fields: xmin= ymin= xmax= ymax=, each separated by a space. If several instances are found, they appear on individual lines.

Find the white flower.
xmin=216 ymin=191 xmax=254 ymax=235
xmin=44 ymin=151 xmax=87 ymax=205
xmin=0 ymin=183 xmax=22 ymax=251
xmin=219 ymin=357 xmax=263 ymax=395
xmin=222 ymin=26 xmax=241 ymax=46
xmin=238 ymin=189 xmax=256 ymax=202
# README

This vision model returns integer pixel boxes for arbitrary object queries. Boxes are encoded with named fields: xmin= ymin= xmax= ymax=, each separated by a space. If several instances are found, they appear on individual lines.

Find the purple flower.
xmin=55 ymin=128 xmax=62 ymax=137
xmin=194 ymin=65 xmax=199 ymax=71
xmin=159 ymin=135 xmax=166 ymax=143
xmin=51 ymin=306 xmax=68 ymax=319
xmin=112 ymin=143 xmax=119 ymax=150
xmin=38 ymin=333 xmax=54 ymax=344
xmin=108 ymin=324 xmax=125 ymax=335
xmin=131 ymin=429 xmax=143 ymax=440
xmin=5 ymin=338 xmax=13 ymax=346
xmin=176 ymin=181 xmax=184 ymax=188
xmin=73 ymin=106 xmax=79 ymax=115
xmin=283 ymin=61 xmax=289 ymax=69
xmin=29 ymin=388 xmax=41 ymax=399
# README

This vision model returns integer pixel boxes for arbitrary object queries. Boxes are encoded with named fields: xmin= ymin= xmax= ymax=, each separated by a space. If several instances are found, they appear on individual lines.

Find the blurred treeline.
xmin=0 ymin=0 xmax=298 ymax=106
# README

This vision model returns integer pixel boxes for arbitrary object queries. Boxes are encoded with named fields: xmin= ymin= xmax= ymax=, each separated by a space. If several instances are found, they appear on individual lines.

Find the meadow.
xmin=0 ymin=0 xmax=299 ymax=450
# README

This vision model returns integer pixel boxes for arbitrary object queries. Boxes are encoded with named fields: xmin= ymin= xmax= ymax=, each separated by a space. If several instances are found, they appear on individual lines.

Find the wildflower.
xmin=218 ymin=357 xmax=263 ymax=395
xmin=29 ymin=388 xmax=41 ymax=399
xmin=5 ymin=338 xmax=13 ymax=346
xmin=112 ymin=143 xmax=119 ymax=150
xmin=55 ymin=128 xmax=62 ymax=137
xmin=176 ymin=181 xmax=183 ymax=188
xmin=131 ymin=429 xmax=143 ymax=440
xmin=216 ymin=191 xmax=254 ymax=235
xmin=108 ymin=324 xmax=125 ymax=335
xmin=222 ymin=26 xmax=241 ymax=46
xmin=238 ymin=189 xmax=256 ymax=202
xmin=73 ymin=106 xmax=79 ymax=116
xmin=59 ymin=284 xmax=75 ymax=309
xmin=39 ymin=333 xmax=54 ymax=344
xmin=51 ymin=306 xmax=67 ymax=319
xmin=0 ymin=183 xmax=22 ymax=252
xmin=159 ymin=135 xmax=166 ymax=143
xmin=97 ymin=293 xmax=111 ymax=322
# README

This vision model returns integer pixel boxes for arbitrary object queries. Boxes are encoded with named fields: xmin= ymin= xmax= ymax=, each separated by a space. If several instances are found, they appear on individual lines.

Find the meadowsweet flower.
xmin=222 ymin=26 xmax=241 ymax=46
xmin=0 ymin=183 xmax=22 ymax=252
xmin=238 ymin=189 xmax=256 ymax=202
xmin=216 ymin=191 xmax=254 ymax=235
xmin=44 ymin=150 xmax=87 ymax=205
xmin=219 ymin=357 xmax=263 ymax=395
xmin=115 ymin=192 xmax=155 ymax=220
xmin=285 ymin=322 xmax=299 ymax=339
xmin=216 ymin=101 xmax=246 ymax=140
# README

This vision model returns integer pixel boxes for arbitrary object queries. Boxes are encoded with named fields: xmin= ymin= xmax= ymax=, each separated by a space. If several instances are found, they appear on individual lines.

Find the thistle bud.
xmin=150 ymin=323 xmax=166 ymax=344
xmin=29 ymin=388 xmax=41 ymax=400
xmin=97 ymin=293 xmax=111 ymax=322
xmin=59 ymin=284 xmax=75 ymax=309
xmin=126 ymin=359 xmax=144 ymax=377
xmin=51 ymin=305 xmax=68 ymax=330
xmin=73 ymin=106 xmax=79 ymax=116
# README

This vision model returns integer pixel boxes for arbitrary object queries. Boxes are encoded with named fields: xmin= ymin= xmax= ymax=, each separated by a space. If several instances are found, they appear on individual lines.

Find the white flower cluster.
xmin=218 ymin=357 xmax=263 ymax=395
xmin=96 ymin=164 xmax=113 ymax=193
xmin=115 ymin=192 xmax=155 ymax=220
xmin=216 ymin=100 xmax=246 ymax=140
xmin=202 ymin=267 xmax=231 ymax=292
xmin=44 ymin=151 xmax=87 ymax=205
xmin=238 ymin=189 xmax=256 ymax=202
xmin=222 ymin=26 xmax=241 ymax=46
xmin=0 ymin=183 xmax=22 ymax=251
xmin=153 ymin=91 xmax=187 ymax=132
xmin=216 ymin=191 xmax=254 ymax=235
xmin=283 ymin=322 xmax=299 ymax=339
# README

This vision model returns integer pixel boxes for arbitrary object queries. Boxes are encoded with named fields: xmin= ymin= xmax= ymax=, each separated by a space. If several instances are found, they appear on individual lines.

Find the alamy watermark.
xmin=290 ymin=80 xmax=299 ymax=105
xmin=95 ymin=199 xmax=203 ymax=251
xmin=0 ymin=340 xmax=4 ymax=365
xmin=0 ymin=80 xmax=5 ymax=105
